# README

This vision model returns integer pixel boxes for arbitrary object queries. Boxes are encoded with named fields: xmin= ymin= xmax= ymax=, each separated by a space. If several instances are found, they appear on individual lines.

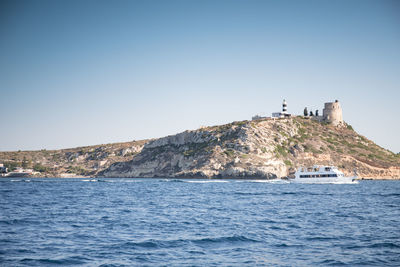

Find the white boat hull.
xmin=292 ymin=177 xmax=357 ymax=184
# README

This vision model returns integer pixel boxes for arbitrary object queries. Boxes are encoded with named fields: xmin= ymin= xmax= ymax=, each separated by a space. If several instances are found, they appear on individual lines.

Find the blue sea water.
xmin=0 ymin=178 xmax=399 ymax=266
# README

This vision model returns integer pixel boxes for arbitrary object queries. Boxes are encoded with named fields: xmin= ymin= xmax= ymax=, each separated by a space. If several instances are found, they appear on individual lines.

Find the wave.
xmin=378 ymin=193 xmax=400 ymax=197
xmin=185 ymin=180 xmax=229 ymax=183
xmin=161 ymin=179 xmax=185 ymax=183
xmin=234 ymin=192 xmax=265 ymax=196
xmin=318 ymin=259 xmax=346 ymax=265
xmin=20 ymin=256 xmax=90 ymax=265
xmin=121 ymin=235 xmax=259 ymax=250
xmin=192 ymin=235 xmax=259 ymax=244
xmin=331 ymin=181 xmax=359 ymax=184
xmin=368 ymin=242 xmax=400 ymax=249
xmin=248 ymin=179 xmax=290 ymax=184
xmin=343 ymin=242 xmax=400 ymax=250
xmin=305 ymin=236 xmax=337 ymax=241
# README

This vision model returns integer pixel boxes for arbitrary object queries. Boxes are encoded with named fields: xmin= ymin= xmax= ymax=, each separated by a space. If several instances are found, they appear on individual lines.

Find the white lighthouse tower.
xmin=272 ymin=99 xmax=291 ymax=118
xmin=282 ymin=99 xmax=288 ymax=115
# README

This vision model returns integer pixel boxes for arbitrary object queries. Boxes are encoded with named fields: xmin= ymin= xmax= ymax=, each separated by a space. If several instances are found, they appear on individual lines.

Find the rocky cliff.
xmin=97 ymin=117 xmax=400 ymax=179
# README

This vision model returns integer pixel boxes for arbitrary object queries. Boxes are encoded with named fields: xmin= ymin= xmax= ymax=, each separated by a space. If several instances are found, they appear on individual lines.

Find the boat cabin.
xmin=295 ymin=165 xmax=344 ymax=179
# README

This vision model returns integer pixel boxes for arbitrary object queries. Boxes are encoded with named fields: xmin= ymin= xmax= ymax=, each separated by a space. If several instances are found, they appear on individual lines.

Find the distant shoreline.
xmin=1 ymin=176 xmax=399 ymax=180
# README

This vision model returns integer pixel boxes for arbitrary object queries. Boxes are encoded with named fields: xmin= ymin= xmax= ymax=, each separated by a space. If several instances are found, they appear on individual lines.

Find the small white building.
xmin=252 ymin=99 xmax=291 ymax=121
xmin=252 ymin=114 xmax=266 ymax=120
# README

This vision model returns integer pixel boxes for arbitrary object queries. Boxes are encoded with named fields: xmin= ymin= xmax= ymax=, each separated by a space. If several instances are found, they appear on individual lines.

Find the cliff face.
xmin=98 ymin=117 xmax=400 ymax=179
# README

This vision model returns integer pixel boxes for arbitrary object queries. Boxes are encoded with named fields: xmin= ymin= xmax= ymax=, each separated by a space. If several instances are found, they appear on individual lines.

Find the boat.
xmin=292 ymin=165 xmax=357 ymax=184
xmin=4 ymin=167 xmax=33 ymax=178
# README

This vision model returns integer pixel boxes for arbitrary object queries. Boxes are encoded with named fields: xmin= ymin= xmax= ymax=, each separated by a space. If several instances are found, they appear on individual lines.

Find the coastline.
xmin=2 ymin=175 xmax=399 ymax=180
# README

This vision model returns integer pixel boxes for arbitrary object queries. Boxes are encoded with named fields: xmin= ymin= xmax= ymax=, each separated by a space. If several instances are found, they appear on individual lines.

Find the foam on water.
xmin=248 ymin=179 xmax=290 ymax=183
xmin=185 ymin=180 xmax=229 ymax=183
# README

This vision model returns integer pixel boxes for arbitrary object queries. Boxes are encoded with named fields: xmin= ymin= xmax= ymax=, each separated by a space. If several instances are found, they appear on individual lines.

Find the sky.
xmin=1 ymin=0 xmax=399 ymax=153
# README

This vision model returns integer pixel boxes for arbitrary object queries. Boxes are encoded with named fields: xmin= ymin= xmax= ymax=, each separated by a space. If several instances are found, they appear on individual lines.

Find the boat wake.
xmin=289 ymin=180 xmax=359 ymax=185
xmin=185 ymin=180 xmax=229 ymax=183
xmin=248 ymin=179 xmax=290 ymax=184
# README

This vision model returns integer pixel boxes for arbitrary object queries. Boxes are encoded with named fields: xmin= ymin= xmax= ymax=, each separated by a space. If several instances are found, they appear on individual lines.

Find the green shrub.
xmin=349 ymin=149 xmax=357 ymax=154
xmin=298 ymin=128 xmax=306 ymax=135
xmin=297 ymin=134 xmax=306 ymax=143
xmin=280 ymin=131 xmax=288 ymax=138
xmin=235 ymin=121 xmax=247 ymax=127
xmin=326 ymin=137 xmax=336 ymax=144
xmin=275 ymin=145 xmax=287 ymax=157
xmin=182 ymin=142 xmax=212 ymax=157
xmin=224 ymin=149 xmax=235 ymax=157
xmin=310 ymin=147 xmax=320 ymax=154
xmin=33 ymin=163 xmax=48 ymax=172
xmin=4 ymin=161 xmax=20 ymax=171
xmin=67 ymin=166 xmax=91 ymax=176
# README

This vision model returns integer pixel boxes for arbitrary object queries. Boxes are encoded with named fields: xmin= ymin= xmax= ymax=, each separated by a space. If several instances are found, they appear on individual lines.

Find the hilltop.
xmin=1 ymin=117 xmax=399 ymax=179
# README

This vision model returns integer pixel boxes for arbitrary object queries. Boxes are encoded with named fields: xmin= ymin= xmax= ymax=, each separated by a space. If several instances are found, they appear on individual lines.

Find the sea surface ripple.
xmin=0 ymin=178 xmax=399 ymax=266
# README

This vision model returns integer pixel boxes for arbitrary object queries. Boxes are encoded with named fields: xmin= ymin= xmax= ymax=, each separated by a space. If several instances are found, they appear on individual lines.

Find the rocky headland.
xmin=1 ymin=117 xmax=399 ymax=179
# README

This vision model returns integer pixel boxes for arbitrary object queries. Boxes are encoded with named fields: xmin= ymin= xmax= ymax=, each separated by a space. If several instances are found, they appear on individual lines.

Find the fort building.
xmin=322 ymin=100 xmax=343 ymax=126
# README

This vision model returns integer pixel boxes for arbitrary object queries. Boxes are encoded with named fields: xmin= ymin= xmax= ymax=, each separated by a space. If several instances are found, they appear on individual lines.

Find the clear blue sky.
xmin=1 ymin=0 xmax=399 ymax=152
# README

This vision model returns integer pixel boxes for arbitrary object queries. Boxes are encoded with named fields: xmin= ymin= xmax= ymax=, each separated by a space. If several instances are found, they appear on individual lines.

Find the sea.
xmin=0 ymin=178 xmax=399 ymax=266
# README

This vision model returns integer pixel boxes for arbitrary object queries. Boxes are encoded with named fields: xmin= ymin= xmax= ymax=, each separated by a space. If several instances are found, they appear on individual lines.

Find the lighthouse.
xmin=282 ymin=99 xmax=287 ymax=115
xmin=271 ymin=99 xmax=291 ymax=118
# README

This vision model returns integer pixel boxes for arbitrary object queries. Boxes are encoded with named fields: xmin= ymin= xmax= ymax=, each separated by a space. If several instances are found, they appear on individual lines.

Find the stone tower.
xmin=323 ymin=100 xmax=343 ymax=126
